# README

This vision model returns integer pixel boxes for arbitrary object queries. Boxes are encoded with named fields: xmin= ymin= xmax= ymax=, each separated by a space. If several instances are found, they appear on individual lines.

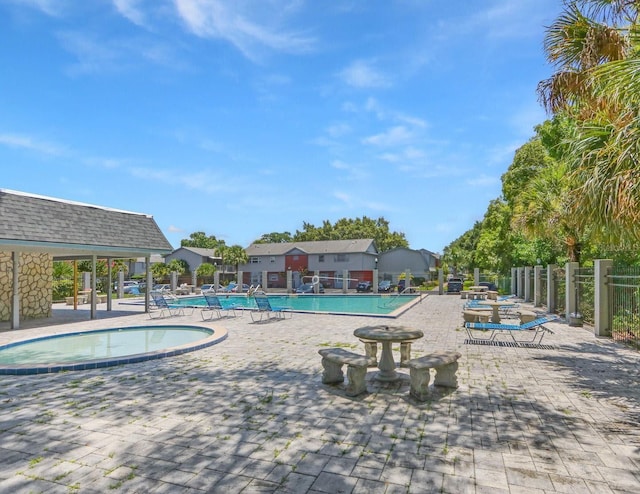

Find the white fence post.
xmin=565 ymin=261 xmax=579 ymax=320
xmin=533 ymin=265 xmax=542 ymax=307
xmin=594 ymin=259 xmax=613 ymax=337
xmin=524 ymin=266 xmax=532 ymax=302
xmin=547 ymin=264 xmax=556 ymax=313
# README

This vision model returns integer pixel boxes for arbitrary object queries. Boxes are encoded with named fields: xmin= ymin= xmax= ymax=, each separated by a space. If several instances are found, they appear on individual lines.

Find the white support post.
xmin=90 ymin=255 xmax=97 ymax=319
xmin=343 ymin=269 xmax=349 ymax=293
xmin=286 ymin=269 xmax=292 ymax=293
xmin=533 ymin=265 xmax=542 ymax=307
xmin=516 ymin=268 xmax=524 ymax=298
xmin=171 ymin=271 xmax=178 ymax=291
xmin=237 ymin=270 xmax=243 ymax=290
xmin=524 ymin=266 xmax=531 ymax=302
xmin=214 ymin=271 xmax=220 ymax=291
xmin=145 ymin=255 xmax=152 ymax=313
xmin=262 ymin=270 xmax=268 ymax=292
xmin=118 ymin=271 xmax=125 ymax=298
xmin=373 ymin=269 xmax=379 ymax=293
xmin=594 ymin=259 xmax=613 ymax=337
xmin=11 ymin=251 xmax=20 ymax=329
xmin=547 ymin=264 xmax=556 ymax=314
xmin=107 ymin=257 xmax=113 ymax=312
xmin=566 ymin=261 xmax=579 ymax=320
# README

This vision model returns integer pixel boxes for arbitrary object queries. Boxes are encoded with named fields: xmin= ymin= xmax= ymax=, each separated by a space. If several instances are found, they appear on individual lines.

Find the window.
xmin=334 ymin=254 xmax=349 ymax=262
xmin=319 ymin=255 xmax=325 ymax=262
xmin=250 ymin=257 xmax=261 ymax=264
xmin=270 ymin=256 xmax=276 ymax=263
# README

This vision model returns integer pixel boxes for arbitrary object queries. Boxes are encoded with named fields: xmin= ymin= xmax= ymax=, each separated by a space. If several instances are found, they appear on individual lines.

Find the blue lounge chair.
xmin=250 ymin=294 xmax=291 ymax=322
xmin=150 ymin=292 xmax=186 ymax=319
xmin=464 ymin=315 xmax=558 ymax=347
xmin=201 ymin=293 xmax=239 ymax=320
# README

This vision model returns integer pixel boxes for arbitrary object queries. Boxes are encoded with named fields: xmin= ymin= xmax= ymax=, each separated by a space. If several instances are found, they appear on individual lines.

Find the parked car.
xmin=397 ymin=279 xmax=417 ymax=293
xmin=378 ymin=280 xmax=395 ymax=292
xmin=356 ymin=281 xmax=372 ymax=292
xmin=479 ymin=281 xmax=498 ymax=292
xmin=447 ymin=277 xmax=464 ymax=293
xmin=295 ymin=283 xmax=325 ymax=294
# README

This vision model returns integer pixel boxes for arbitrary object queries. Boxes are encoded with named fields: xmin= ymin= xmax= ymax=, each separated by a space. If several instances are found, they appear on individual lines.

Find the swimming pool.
xmin=174 ymin=293 xmax=423 ymax=317
xmin=0 ymin=325 xmax=227 ymax=375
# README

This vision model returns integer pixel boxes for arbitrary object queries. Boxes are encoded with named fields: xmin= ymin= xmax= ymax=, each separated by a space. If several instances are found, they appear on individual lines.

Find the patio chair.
xmin=149 ymin=292 xmax=186 ymax=319
xmin=464 ymin=315 xmax=558 ymax=347
xmin=201 ymin=293 xmax=239 ymax=321
xmin=250 ymin=294 xmax=292 ymax=322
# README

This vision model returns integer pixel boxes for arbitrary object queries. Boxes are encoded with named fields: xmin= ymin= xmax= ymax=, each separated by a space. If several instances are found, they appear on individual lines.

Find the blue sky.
xmin=1 ymin=0 xmax=562 ymax=253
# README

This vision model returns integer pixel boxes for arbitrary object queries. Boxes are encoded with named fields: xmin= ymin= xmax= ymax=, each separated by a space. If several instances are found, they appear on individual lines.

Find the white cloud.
xmin=465 ymin=174 xmax=499 ymax=187
xmin=326 ymin=123 xmax=351 ymax=138
xmin=339 ymin=60 xmax=391 ymax=89
xmin=363 ymin=126 xmax=412 ymax=147
xmin=0 ymin=132 xmax=64 ymax=156
xmin=173 ymin=0 xmax=316 ymax=62
xmin=9 ymin=0 xmax=63 ymax=16
xmin=112 ymin=0 xmax=146 ymax=26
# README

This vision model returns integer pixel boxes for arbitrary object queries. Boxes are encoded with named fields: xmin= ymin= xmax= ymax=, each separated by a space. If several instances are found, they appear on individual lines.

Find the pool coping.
xmin=0 ymin=324 xmax=228 ymax=375
xmin=121 ymin=292 xmax=426 ymax=318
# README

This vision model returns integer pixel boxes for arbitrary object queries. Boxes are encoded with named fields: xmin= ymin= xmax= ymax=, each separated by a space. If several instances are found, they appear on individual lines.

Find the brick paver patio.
xmin=0 ymin=294 xmax=639 ymax=493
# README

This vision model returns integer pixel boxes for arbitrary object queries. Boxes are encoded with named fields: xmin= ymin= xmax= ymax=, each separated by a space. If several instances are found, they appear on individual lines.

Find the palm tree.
xmin=511 ymin=160 xmax=584 ymax=262
xmin=538 ymin=1 xmax=640 ymax=243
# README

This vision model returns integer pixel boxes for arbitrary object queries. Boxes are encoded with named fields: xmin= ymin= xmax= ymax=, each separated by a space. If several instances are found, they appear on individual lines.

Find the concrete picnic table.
xmin=353 ymin=325 xmax=423 ymax=382
xmin=477 ymin=299 xmax=514 ymax=323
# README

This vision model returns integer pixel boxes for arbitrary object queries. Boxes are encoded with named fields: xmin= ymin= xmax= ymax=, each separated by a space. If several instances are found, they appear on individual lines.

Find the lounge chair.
xmin=250 ymin=294 xmax=291 ymax=322
xmin=149 ymin=292 xmax=186 ymax=319
xmin=464 ymin=315 xmax=558 ymax=347
xmin=201 ymin=293 xmax=239 ymax=321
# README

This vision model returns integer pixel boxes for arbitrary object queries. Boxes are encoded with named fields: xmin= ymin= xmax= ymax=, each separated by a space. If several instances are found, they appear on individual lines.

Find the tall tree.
xmin=181 ymin=231 xmax=226 ymax=250
xmin=292 ymin=216 xmax=409 ymax=251
xmin=253 ymin=232 xmax=293 ymax=244
xmin=538 ymin=0 xmax=640 ymax=243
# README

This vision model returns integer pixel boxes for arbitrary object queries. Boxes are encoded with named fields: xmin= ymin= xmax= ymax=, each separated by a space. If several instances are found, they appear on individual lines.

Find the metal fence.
xmin=608 ymin=265 xmax=640 ymax=350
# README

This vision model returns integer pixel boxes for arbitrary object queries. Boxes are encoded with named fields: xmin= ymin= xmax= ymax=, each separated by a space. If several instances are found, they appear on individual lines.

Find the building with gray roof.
xmin=0 ymin=189 xmax=173 ymax=328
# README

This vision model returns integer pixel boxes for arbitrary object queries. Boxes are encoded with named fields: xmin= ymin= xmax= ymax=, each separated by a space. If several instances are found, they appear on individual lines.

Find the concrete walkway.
xmin=0 ymin=294 xmax=639 ymax=493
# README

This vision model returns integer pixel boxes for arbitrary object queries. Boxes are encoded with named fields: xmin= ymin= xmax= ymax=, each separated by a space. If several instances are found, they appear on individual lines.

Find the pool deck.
xmin=0 ymin=295 xmax=639 ymax=493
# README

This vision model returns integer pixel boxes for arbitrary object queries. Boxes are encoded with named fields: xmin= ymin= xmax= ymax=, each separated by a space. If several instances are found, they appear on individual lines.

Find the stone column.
xmin=474 ymin=267 xmax=480 ymax=286
xmin=343 ymin=269 xmax=349 ymax=294
xmin=107 ymin=257 xmax=113 ymax=312
xmin=192 ymin=271 xmax=197 ymax=292
xmin=286 ymin=269 xmax=292 ymax=293
xmin=566 ymin=261 xmax=579 ymax=320
xmin=262 ymin=270 xmax=268 ymax=291
xmin=547 ymin=264 xmax=556 ymax=314
xmin=373 ymin=269 xmax=379 ymax=293
xmin=533 ymin=265 xmax=542 ymax=307
xmin=237 ymin=270 xmax=243 ymax=289
xmin=214 ymin=271 xmax=220 ymax=291
xmin=511 ymin=267 xmax=517 ymax=296
xmin=524 ymin=266 xmax=531 ymax=302
xmin=594 ymin=259 xmax=613 ymax=337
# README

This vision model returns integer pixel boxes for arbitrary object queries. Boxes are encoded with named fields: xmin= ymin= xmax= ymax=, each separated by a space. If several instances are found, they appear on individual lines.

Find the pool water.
xmin=176 ymin=293 xmax=420 ymax=316
xmin=0 ymin=325 xmax=225 ymax=374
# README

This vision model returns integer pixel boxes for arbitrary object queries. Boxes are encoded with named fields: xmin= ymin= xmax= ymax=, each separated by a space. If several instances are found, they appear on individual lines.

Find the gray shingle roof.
xmin=0 ymin=189 xmax=173 ymax=258
xmin=245 ymin=239 xmax=376 ymax=256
